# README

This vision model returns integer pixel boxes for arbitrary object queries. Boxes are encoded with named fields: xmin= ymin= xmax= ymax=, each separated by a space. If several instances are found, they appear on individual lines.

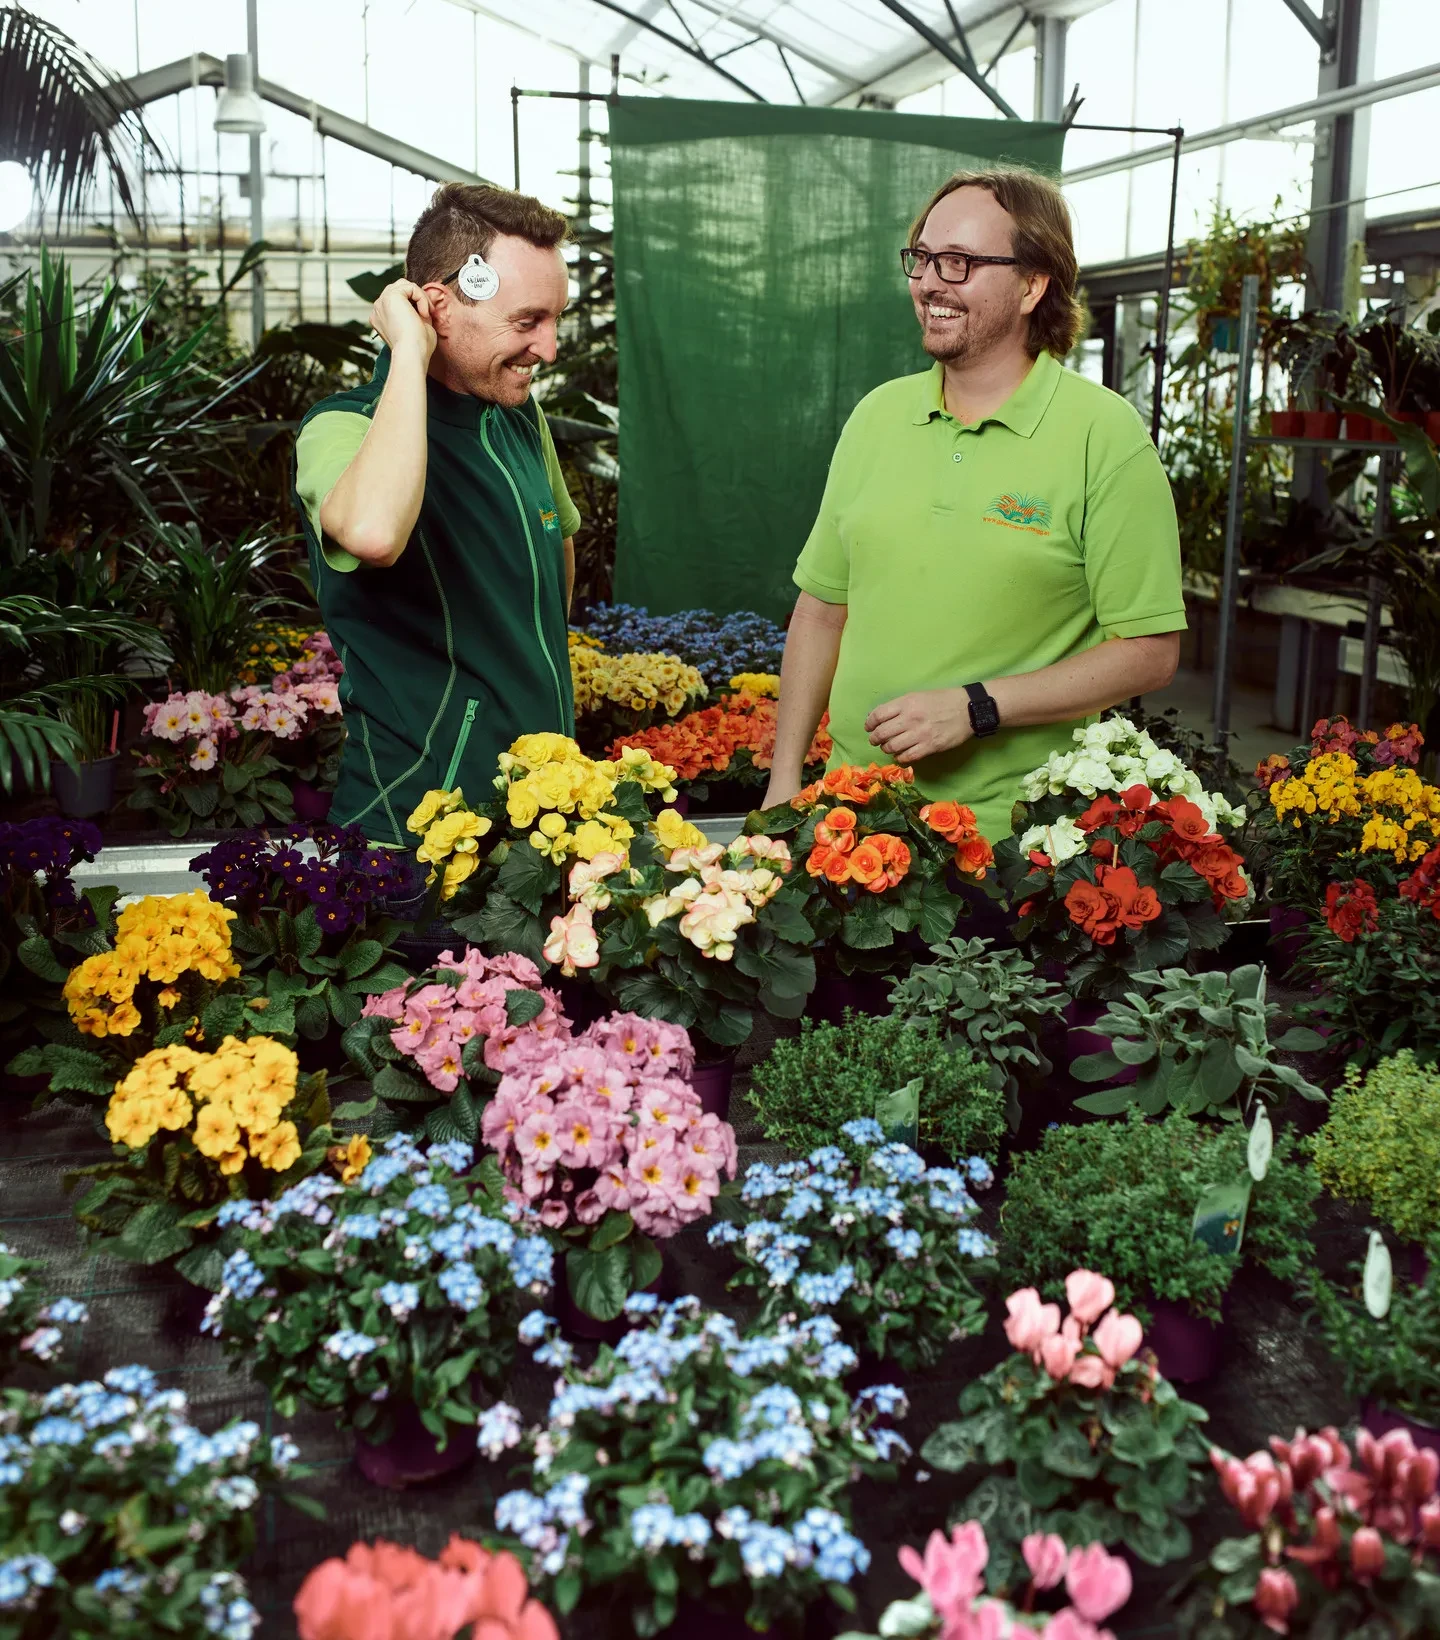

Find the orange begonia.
xmin=954 ymin=835 xmax=994 ymax=878
xmin=847 ymin=841 xmax=888 ymax=892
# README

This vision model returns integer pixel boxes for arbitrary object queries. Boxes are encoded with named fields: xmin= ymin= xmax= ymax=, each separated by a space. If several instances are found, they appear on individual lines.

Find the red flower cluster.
xmin=1324 ymin=878 xmax=1379 ymax=943
xmin=1309 ymin=715 xmax=1423 ymax=767
xmin=1398 ymin=843 xmax=1440 ymax=920
xmin=1076 ymin=784 xmax=1248 ymax=908
xmin=609 ymin=695 xmax=831 ymax=782
xmin=1063 ymin=865 xmax=1162 ymax=945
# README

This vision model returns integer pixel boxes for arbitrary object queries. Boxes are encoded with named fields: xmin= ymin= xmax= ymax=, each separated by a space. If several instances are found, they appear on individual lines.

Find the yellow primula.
xmin=250 ymin=1120 xmax=302 ymax=1172
xmin=578 ymin=652 xmax=705 ymax=722
xmin=193 ymin=1101 xmax=242 ymax=1159
xmin=328 ymin=1134 xmax=372 ymax=1183
xmin=730 ymin=673 xmax=781 ymax=698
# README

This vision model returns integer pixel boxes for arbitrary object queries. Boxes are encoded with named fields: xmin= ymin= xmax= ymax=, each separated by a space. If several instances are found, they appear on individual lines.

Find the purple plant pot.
xmin=655 ymin=1598 xmax=756 ymax=1640
xmin=1267 ymin=904 xmax=1309 ymax=977
xmin=1360 ymin=1401 xmax=1440 ymax=1459
xmin=812 ymin=971 xmax=892 ymax=1027
xmin=1145 ymin=1299 xmax=1227 ymax=1384
xmin=691 ymin=1055 xmax=736 ymax=1120
xmin=1409 ymin=1244 xmax=1431 ymax=1287
xmin=291 ymin=778 xmax=333 ymax=823
xmin=669 ymin=793 xmax=691 ymax=817
xmin=354 ymin=1401 xmax=475 ymax=1490
xmin=1062 ymin=1000 xmax=1138 ymax=1085
xmin=554 ymin=1267 xmax=662 ymax=1346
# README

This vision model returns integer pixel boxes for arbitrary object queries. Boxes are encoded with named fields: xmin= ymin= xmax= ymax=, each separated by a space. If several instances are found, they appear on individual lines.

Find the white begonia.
xmin=1060 ymin=756 xmax=1117 ymax=798
xmin=1017 ymin=817 xmax=1088 ymax=865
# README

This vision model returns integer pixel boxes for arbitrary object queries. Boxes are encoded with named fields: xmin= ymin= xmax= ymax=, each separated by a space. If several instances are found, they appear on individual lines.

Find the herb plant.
xmin=886 ymin=936 xmax=1066 ymax=1126
xmin=1310 ymin=1236 xmax=1440 ymax=1426
xmin=491 ymin=1295 xmax=906 ymax=1636
xmin=1312 ymin=1051 xmax=1440 ymax=1244
xmin=0 ymin=1363 xmax=311 ymax=1640
xmin=922 ymin=1271 xmax=1210 ymax=1588
xmin=206 ymin=1138 xmax=554 ymax=1446
xmin=1070 ymin=964 xmax=1326 ymax=1118
xmin=998 ymin=1111 xmax=1317 ymax=1322
xmin=747 ymin=1012 xmax=1006 ymax=1162
xmin=709 ymin=1119 xmax=993 ymax=1370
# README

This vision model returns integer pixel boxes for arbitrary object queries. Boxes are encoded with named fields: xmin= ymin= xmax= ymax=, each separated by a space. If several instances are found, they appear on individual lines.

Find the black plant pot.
xmin=50 ymin=754 xmax=119 ymax=819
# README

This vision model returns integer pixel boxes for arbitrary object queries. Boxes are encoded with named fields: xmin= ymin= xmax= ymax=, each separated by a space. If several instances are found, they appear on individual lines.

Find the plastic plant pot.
xmin=1345 ymin=413 xmax=1374 ymax=441
xmin=291 ymin=778 xmax=333 ymax=822
xmin=1360 ymin=1400 xmax=1440 ymax=1461
xmin=1145 ymin=1298 xmax=1227 ymax=1385
xmin=554 ymin=1268 xmax=662 ymax=1345
xmin=1062 ymin=999 xmax=1138 ymax=1085
xmin=691 ymin=1053 xmax=736 ymax=1120
xmin=50 ymin=754 xmax=119 ymax=819
xmin=354 ymin=1401 xmax=475 ymax=1490
xmin=1301 ymin=410 xmax=1340 ymax=439
xmin=811 ymin=971 xmax=891 ymax=1027
xmin=1269 ymin=410 xmax=1304 ymax=437
xmin=1266 ymin=904 xmax=1309 ymax=977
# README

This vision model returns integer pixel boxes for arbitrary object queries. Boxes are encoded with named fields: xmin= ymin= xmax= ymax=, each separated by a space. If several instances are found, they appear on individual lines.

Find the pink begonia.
xmin=542 ymin=903 xmax=599 ymax=977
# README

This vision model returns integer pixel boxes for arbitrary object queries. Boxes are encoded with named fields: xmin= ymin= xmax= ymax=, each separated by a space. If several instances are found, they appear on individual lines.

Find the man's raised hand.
xmin=865 ymin=687 xmax=973 ymax=764
xmin=370 ymin=279 xmax=437 ymax=364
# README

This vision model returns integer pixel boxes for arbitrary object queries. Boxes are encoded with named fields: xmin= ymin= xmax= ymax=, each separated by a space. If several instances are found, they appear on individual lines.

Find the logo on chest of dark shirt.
xmin=983 ymin=491 xmax=1052 ymax=534
xmin=539 ymin=507 xmax=559 ymax=533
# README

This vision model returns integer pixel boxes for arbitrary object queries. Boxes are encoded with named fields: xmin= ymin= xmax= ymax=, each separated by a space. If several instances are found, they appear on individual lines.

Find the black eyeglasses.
xmin=900 ymin=247 xmax=1019 ymax=285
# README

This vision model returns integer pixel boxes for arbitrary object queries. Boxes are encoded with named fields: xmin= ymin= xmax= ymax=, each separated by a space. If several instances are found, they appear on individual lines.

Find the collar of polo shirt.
xmin=911 ymin=346 xmax=1064 ymax=439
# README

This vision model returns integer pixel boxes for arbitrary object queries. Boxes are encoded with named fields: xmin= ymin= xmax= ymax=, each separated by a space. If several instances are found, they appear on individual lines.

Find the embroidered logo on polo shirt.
xmin=539 ymin=507 xmax=559 ymax=532
xmin=983 ymin=492 xmax=1051 ymax=534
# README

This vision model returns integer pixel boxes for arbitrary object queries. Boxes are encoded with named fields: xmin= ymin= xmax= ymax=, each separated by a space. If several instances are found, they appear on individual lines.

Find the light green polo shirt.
xmin=794 ymin=348 xmax=1185 ymax=845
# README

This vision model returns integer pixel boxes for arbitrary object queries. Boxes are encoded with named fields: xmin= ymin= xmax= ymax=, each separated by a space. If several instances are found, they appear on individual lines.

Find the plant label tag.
xmin=1364 ymin=1230 xmax=1393 ymax=1319
xmin=1192 ymin=1180 xmax=1250 ymax=1256
xmin=457 ymin=254 xmax=499 ymax=300
xmin=874 ymin=1077 xmax=921 ymax=1149
xmin=1247 ymin=1107 xmax=1273 ymax=1182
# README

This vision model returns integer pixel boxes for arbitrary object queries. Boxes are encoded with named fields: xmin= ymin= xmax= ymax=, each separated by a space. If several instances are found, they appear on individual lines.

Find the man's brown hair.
xmin=406 ymin=182 xmax=570 ymax=294
xmin=909 ymin=167 xmax=1084 ymax=359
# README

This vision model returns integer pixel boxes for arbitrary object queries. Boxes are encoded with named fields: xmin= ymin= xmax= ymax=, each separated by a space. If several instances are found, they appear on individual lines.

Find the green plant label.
xmin=1191 ymin=1180 xmax=1251 ymax=1256
xmin=1247 ymin=1107 xmax=1273 ymax=1182
xmin=874 ymin=1077 xmax=921 ymax=1149
xmin=1364 ymin=1230 xmax=1393 ymax=1319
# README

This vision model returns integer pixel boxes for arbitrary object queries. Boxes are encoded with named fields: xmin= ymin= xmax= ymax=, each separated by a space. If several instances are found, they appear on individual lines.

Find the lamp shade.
xmin=214 ymin=53 xmax=265 ymax=134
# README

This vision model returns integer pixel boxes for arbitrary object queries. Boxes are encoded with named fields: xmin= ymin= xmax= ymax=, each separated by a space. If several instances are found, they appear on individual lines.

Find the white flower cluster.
xmin=1018 ymin=718 xmax=1245 ymax=832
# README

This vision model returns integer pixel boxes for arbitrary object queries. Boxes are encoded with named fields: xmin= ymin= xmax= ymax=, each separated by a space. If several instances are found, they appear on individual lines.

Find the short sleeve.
xmin=1082 ymin=441 xmax=1187 ymax=639
xmin=792 ymin=417 xmax=859 ymax=606
xmin=536 ymin=407 xmax=583 ymax=539
xmin=295 ymin=410 xmax=372 ymax=575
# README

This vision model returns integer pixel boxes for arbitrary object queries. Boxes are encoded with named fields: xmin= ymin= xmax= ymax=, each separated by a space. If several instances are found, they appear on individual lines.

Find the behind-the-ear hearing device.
xmin=456 ymin=254 xmax=499 ymax=301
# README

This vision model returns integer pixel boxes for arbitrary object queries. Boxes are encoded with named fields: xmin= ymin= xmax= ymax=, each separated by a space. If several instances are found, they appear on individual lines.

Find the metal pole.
xmin=1358 ymin=450 xmax=1391 ymax=726
xmin=247 ymin=0 xmax=265 ymax=345
xmin=1212 ymin=272 xmax=1261 ymax=746
xmin=511 ymin=85 xmax=521 ymax=190
xmin=576 ymin=61 xmax=592 ymax=318
xmin=1150 ymin=128 xmax=1183 ymax=447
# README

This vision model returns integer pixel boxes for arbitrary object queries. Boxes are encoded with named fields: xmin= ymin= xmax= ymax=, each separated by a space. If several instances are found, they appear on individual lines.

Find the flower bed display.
xmin=205 ymin=1137 xmax=553 ymax=1467
xmin=921 ymin=1270 xmax=1210 ymax=1586
xmin=999 ymin=720 xmax=1251 ymax=1001
xmin=574 ymin=605 xmax=787 ymax=685
xmin=569 ymin=644 xmax=707 ymax=750
xmin=710 ymin=1118 xmax=992 ymax=1370
xmin=0 ymin=1363 xmax=308 ymax=1640
xmin=491 ymin=1295 xmax=903 ymax=1633
xmin=479 ymin=1014 xmax=736 ymax=1324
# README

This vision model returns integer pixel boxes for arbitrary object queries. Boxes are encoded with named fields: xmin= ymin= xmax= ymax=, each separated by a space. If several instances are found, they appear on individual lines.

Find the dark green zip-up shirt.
xmin=292 ymin=348 xmax=578 ymax=845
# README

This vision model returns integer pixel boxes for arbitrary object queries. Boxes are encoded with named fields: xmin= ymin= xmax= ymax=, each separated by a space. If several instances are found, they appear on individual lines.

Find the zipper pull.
xmin=460 ymin=700 xmax=477 ymax=728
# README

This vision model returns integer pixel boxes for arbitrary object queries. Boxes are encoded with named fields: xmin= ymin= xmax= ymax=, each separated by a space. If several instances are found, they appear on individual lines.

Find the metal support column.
xmin=1212 ymin=273 xmax=1261 ymax=747
xmin=246 ymin=0 xmax=265 ymax=344
xmin=1358 ymin=451 xmax=1392 ymax=726
xmin=1033 ymin=16 xmax=1068 ymax=124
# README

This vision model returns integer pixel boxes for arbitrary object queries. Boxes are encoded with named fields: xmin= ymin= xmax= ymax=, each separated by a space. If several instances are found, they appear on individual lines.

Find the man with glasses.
xmin=292 ymin=183 xmax=579 ymax=846
xmin=762 ymin=168 xmax=1184 ymax=848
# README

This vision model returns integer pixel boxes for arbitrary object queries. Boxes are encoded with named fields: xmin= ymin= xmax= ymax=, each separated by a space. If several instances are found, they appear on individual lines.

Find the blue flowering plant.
xmin=490 ymin=1294 xmax=906 ymax=1637
xmin=575 ymin=607 xmax=786 ymax=687
xmin=0 ymin=1363 xmax=311 ymax=1640
xmin=190 ymin=825 xmax=420 ymax=1047
xmin=0 ymin=1244 xmax=88 ymax=1376
xmin=204 ymin=1135 xmax=554 ymax=1450
xmin=708 ymin=1119 xmax=994 ymax=1372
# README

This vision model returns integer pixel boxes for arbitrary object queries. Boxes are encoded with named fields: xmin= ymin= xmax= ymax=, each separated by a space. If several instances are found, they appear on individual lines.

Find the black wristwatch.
xmin=964 ymin=682 xmax=1001 ymax=738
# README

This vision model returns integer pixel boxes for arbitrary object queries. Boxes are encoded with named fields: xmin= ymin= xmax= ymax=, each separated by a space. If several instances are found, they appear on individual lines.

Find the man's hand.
xmin=865 ymin=687 xmax=973 ymax=764
xmin=370 ymin=279 xmax=437 ymax=364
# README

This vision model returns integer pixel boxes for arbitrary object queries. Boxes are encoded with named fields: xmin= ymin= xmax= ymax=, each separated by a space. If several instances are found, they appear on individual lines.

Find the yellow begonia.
xmin=442 ymin=851 xmax=480 ymax=896
xmin=416 ymin=808 xmax=492 ymax=862
xmin=250 ymin=1120 xmax=301 ymax=1172
xmin=407 ymin=787 xmax=464 ymax=836
xmin=653 ymin=807 xmax=707 ymax=853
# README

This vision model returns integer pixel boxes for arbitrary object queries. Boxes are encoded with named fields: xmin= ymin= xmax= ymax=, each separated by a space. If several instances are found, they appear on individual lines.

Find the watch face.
xmin=970 ymin=694 xmax=1000 ymax=735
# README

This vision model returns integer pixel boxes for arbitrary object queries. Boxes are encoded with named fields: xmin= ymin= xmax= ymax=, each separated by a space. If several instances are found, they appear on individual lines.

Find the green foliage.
xmin=747 ymin=1012 xmax=1006 ymax=1162
xmin=922 ymin=1343 xmax=1210 ymax=1591
xmin=998 ymin=1111 xmax=1318 ymax=1322
xmin=1310 ymin=1236 xmax=1440 ymax=1425
xmin=1313 ymin=1050 xmax=1440 ymax=1243
xmin=1299 ymin=897 xmax=1440 ymax=1068
xmin=886 ymin=936 xmax=1065 ymax=1128
xmin=126 ymin=744 xmax=296 ymax=838
xmin=1070 ymin=965 xmax=1325 ymax=1119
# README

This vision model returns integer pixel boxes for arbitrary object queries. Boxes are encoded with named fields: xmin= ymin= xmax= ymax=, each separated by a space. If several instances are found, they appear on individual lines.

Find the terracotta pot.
xmin=291 ymin=778 xmax=333 ymax=822
xmin=1360 ymin=1401 xmax=1440 ymax=1459
xmin=1425 ymin=410 xmax=1440 ymax=445
xmin=1345 ymin=412 xmax=1374 ymax=442
xmin=811 ymin=970 xmax=892 ymax=1026
xmin=691 ymin=1054 xmax=736 ymax=1120
xmin=1300 ymin=409 xmax=1340 ymax=440
xmin=1266 ymin=904 xmax=1309 ymax=977
xmin=1062 ymin=999 xmax=1137 ymax=1085
xmin=354 ymin=1401 xmax=475 ymax=1489
xmin=1268 ymin=409 xmax=1304 ymax=437
xmin=1146 ymin=1299 xmax=1226 ymax=1385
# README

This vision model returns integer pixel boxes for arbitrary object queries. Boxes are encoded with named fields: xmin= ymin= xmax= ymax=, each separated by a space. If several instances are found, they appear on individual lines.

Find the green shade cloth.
xmin=609 ymin=97 xmax=1066 ymax=621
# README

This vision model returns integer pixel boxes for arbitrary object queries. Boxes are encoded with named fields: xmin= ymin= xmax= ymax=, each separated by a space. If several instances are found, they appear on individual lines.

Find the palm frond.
xmin=0 ymin=5 xmax=150 ymax=225
xmin=0 ymin=708 xmax=79 ymax=794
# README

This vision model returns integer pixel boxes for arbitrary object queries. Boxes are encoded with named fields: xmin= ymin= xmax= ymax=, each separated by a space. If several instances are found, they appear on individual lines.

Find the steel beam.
xmin=581 ymin=0 xmax=768 ymax=99
xmin=872 ymin=0 xmax=1020 ymax=118
xmin=1278 ymin=0 xmax=1337 ymax=55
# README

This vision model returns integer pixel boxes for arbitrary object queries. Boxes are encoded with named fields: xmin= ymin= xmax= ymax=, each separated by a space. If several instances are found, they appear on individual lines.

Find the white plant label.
xmin=457 ymin=254 xmax=499 ymax=301
xmin=1364 ymin=1230 xmax=1393 ymax=1319
xmin=1247 ymin=1106 xmax=1273 ymax=1182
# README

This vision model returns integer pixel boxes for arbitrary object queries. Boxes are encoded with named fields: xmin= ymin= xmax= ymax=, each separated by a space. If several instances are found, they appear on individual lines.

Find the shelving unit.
xmin=1211 ymin=273 xmax=1398 ymax=745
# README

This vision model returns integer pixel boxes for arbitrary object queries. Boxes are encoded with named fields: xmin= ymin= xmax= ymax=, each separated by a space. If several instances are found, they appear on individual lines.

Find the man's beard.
xmin=919 ymin=299 xmax=1015 ymax=365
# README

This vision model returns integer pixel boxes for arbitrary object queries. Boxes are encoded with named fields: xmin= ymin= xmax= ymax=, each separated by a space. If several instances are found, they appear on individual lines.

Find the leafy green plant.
xmin=710 ymin=1121 xmax=992 ymax=1370
xmin=921 ymin=1272 xmax=1211 ymax=1589
xmin=886 ymin=936 xmax=1065 ymax=1127
xmin=1298 ymin=894 xmax=1440 ymax=1067
xmin=1313 ymin=1051 xmax=1440 ymax=1244
xmin=998 ymin=1111 xmax=1318 ymax=1322
xmin=0 ymin=1241 xmax=89 ymax=1375
xmin=1310 ymin=1236 xmax=1440 ymax=1426
xmin=207 ymin=1136 xmax=552 ymax=1446
xmin=747 ymin=1012 xmax=1006 ymax=1162
xmin=1070 ymin=964 xmax=1326 ymax=1118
